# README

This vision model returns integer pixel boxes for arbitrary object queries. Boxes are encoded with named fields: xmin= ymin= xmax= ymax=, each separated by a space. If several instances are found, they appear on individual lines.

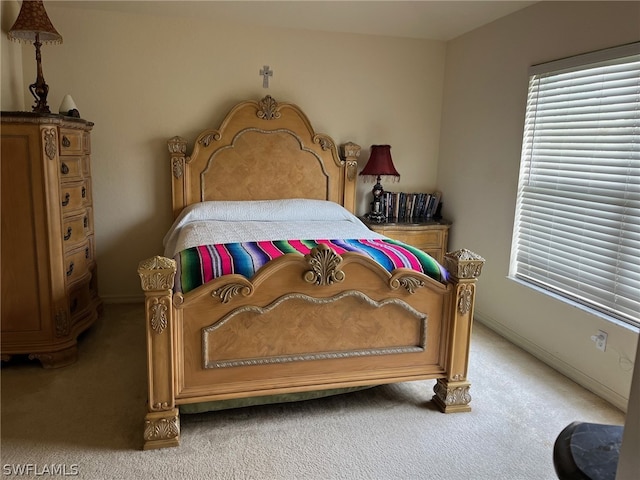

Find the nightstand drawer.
xmin=360 ymin=217 xmax=451 ymax=264
xmin=382 ymin=229 xmax=443 ymax=249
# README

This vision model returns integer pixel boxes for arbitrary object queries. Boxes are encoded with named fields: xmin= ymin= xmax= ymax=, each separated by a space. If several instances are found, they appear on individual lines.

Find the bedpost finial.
xmin=340 ymin=142 xmax=361 ymax=161
xmin=444 ymin=249 xmax=485 ymax=280
xmin=167 ymin=136 xmax=187 ymax=155
xmin=138 ymin=256 xmax=177 ymax=291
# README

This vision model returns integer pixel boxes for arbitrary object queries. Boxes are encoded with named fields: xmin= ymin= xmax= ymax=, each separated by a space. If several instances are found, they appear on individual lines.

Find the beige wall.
xmin=1 ymin=2 xmax=446 ymax=302
xmin=1 ymin=0 xmax=22 ymax=110
xmin=438 ymin=1 xmax=639 ymax=410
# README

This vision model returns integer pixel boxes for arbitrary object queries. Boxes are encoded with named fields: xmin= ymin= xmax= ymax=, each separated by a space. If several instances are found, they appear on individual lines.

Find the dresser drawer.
xmin=60 ymin=180 xmax=91 ymax=213
xmin=59 ymin=155 xmax=89 ymax=181
xmin=62 ymin=209 xmax=92 ymax=251
xmin=68 ymin=273 xmax=97 ymax=323
xmin=64 ymin=237 xmax=94 ymax=285
xmin=59 ymin=128 xmax=85 ymax=155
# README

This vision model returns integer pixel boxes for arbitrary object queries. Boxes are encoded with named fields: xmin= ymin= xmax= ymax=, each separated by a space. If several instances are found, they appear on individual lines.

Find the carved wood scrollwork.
xmin=346 ymin=160 xmax=358 ymax=181
xmin=433 ymin=380 xmax=471 ymax=407
xmin=172 ymin=157 xmax=184 ymax=179
xmin=167 ymin=136 xmax=187 ymax=153
xmin=341 ymin=142 xmax=361 ymax=160
xmin=257 ymin=95 xmax=281 ymax=120
xmin=457 ymin=284 xmax=473 ymax=315
xmin=167 ymin=136 xmax=188 ymax=177
xmin=340 ymin=142 xmax=361 ymax=181
xmin=43 ymin=128 xmax=57 ymax=160
xmin=304 ymin=244 xmax=345 ymax=285
xmin=212 ymin=280 xmax=255 ymax=303
xmin=138 ymin=256 xmax=177 ymax=291
xmin=55 ymin=309 xmax=69 ymax=337
xmin=199 ymin=132 xmax=222 ymax=147
xmin=149 ymin=298 xmax=169 ymax=334
xmin=444 ymin=249 xmax=485 ymax=280
xmin=144 ymin=415 xmax=180 ymax=442
xmin=314 ymin=135 xmax=333 ymax=151
xmin=389 ymin=274 xmax=425 ymax=294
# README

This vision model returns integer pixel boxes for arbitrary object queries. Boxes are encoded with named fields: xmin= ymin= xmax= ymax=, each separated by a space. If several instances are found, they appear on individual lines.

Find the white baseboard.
xmin=474 ymin=312 xmax=628 ymax=412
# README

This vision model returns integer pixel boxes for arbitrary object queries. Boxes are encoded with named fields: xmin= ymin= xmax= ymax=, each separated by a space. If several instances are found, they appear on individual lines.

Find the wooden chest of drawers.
xmin=1 ymin=113 xmax=101 ymax=367
xmin=360 ymin=217 xmax=452 ymax=264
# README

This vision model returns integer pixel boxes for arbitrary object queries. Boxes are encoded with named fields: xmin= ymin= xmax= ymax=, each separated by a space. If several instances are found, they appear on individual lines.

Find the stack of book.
xmin=381 ymin=191 xmax=442 ymax=220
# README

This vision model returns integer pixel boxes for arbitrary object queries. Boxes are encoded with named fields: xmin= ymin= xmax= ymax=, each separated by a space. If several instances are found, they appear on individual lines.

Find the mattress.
xmin=165 ymin=199 xmax=448 ymax=294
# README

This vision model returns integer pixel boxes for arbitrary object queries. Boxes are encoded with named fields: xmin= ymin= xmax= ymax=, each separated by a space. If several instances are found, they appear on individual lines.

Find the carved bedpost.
xmin=340 ymin=142 xmax=360 ymax=214
xmin=138 ymin=256 xmax=180 ymax=449
xmin=432 ymin=249 xmax=485 ymax=413
xmin=168 ymin=136 xmax=188 ymax=220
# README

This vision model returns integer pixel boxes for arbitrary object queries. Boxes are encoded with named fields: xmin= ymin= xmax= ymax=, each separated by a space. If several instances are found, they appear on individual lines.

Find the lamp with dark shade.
xmin=359 ymin=145 xmax=400 ymax=223
xmin=8 ymin=0 xmax=62 ymax=114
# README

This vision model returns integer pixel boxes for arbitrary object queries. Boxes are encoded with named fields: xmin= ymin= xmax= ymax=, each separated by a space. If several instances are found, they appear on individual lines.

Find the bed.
xmin=137 ymin=95 xmax=485 ymax=449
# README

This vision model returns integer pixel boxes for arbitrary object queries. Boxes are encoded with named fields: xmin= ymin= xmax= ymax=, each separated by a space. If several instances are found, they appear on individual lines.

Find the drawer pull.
xmin=64 ymin=227 xmax=72 ymax=241
xmin=61 ymin=162 xmax=69 ymax=175
xmin=85 ymin=247 xmax=90 ymax=259
xmin=70 ymin=298 xmax=79 ymax=314
xmin=84 ymin=216 xmax=88 ymax=229
xmin=62 ymin=193 xmax=70 ymax=207
xmin=82 ymin=186 xmax=86 ymax=198
xmin=66 ymin=262 xmax=74 ymax=277
xmin=62 ymin=136 xmax=71 ymax=148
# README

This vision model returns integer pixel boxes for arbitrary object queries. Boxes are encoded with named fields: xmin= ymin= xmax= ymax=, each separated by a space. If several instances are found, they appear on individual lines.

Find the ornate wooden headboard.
xmin=167 ymin=96 xmax=360 ymax=219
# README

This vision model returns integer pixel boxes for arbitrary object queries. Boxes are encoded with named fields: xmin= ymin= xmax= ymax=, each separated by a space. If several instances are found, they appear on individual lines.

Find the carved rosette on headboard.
xmin=256 ymin=95 xmax=281 ymax=120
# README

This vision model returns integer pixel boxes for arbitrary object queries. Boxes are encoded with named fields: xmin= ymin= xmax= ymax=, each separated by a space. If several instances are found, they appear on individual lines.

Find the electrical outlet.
xmin=591 ymin=330 xmax=608 ymax=352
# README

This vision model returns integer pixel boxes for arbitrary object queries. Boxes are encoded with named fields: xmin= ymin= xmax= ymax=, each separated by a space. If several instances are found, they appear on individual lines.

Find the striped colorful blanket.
xmin=175 ymin=238 xmax=448 ymax=294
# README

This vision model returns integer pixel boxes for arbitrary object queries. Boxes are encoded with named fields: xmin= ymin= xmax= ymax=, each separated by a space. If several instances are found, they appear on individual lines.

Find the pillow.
xmin=163 ymin=199 xmax=362 ymax=251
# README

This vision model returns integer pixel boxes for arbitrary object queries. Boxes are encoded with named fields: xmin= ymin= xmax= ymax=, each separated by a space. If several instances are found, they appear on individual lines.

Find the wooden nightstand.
xmin=361 ymin=217 xmax=452 ymax=264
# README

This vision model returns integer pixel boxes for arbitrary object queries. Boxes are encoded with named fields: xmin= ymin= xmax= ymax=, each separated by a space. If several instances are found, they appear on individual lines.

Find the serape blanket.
xmin=175 ymin=238 xmax=448 ymax=294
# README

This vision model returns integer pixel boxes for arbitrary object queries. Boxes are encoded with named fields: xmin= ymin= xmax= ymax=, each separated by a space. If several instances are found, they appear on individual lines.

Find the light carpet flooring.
xmin=1 ymin=303 xmax=625 ymax=480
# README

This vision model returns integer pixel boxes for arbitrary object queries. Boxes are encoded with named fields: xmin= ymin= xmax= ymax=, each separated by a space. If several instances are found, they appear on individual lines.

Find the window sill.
xmin=507 ymin=275 xmax=640 ymax=334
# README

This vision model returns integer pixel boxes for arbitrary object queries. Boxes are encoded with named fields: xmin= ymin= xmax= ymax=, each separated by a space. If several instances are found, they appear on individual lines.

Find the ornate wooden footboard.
xmin=138 ymin=245 xmax=484 ymax=449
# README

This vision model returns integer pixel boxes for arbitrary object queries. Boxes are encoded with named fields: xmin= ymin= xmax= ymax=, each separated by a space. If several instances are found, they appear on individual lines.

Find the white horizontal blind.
xmin=511 ymin=43 xmax=640 ymax=327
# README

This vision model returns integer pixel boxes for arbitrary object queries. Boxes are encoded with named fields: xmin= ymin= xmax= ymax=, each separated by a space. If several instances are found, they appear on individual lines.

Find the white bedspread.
xmin=163 ymin=199 xmax=384 ymax=257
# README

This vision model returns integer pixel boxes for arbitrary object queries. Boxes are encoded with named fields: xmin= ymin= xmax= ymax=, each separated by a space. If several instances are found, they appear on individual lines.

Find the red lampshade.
xmin=359 ymin=145 xmax=400 ymax=179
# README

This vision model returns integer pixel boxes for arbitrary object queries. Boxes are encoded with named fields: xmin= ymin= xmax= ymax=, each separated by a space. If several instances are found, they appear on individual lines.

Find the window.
xmin=510 ymin=43 xmax=640 ymax=328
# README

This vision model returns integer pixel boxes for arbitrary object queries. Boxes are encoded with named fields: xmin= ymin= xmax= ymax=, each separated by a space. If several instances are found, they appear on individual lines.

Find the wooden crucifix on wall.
xmin=260 ymin=65 xmax=273 ymax=88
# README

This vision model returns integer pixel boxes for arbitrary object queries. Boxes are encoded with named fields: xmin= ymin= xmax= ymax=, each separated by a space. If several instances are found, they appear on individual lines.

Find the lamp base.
xmin=366 ymin=178 xmax=387 ymax=223
xmin=365 ymin=211 xmax=387 ymax=223
xmin=29 ymin=38 xmax=51 ymax=114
